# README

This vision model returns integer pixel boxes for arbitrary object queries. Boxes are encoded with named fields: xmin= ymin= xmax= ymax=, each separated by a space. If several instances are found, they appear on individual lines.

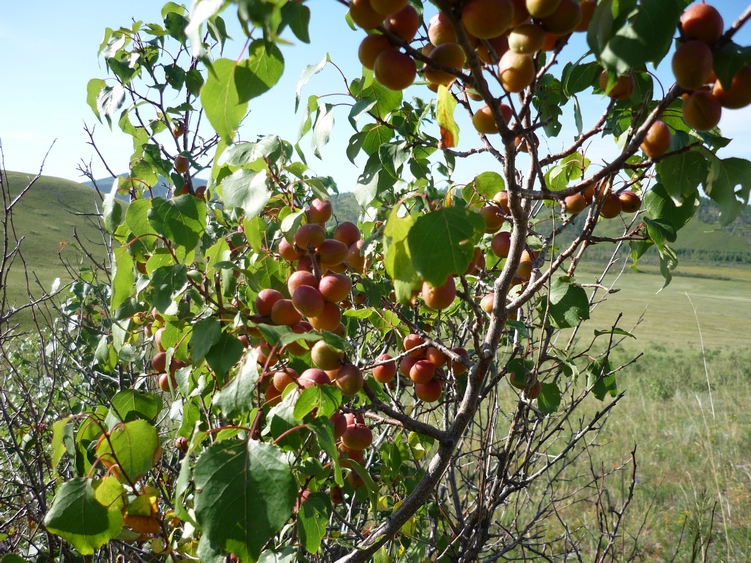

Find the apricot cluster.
xmin=670 ymin=3 xmax=751 ymax=131
xmin=331 ymin=411 xmax=373 ymax=488
xmin=563 ymin=186 xmax=641 ymax=219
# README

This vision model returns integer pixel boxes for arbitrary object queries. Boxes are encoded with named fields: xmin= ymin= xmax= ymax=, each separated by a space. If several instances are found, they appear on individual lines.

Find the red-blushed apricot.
xmin=152 ymin=351 xmax=167 ymax=373
xmin=342 ymin=423 xmax=373 ymax=450
xmin=428 ymin=12 xmax=457 ymax=46
xmin=311 ymin=340 xmax=344 ymax=371
xmin=618 ymin=191 xmax=642 ymax=213
xmin=713 ymin=65 xmax=751 ymax=109
xmin=330 ymin=485 xmax=344 ymax=504
xmin=599 ymin=70 xmax=635 ymax=100
xmin=335 ymin=365 xmax=364 ymax=396
xmin=330 ymin=412 xmax=348 ymax=439
xmin=384 ymin=5 xmax=419 ymax=42
xmin=640 ymin=120 xmax=672 ymax=159
xmin=319 ymin=273 xmax=352 ymax=303
xmin=480 ymin=293 xmax=495 ymax=313
xmin=682 ymin=90 xmax=722 ymax=131
xmin=308 ymin=198 xmax=332 ymax=224
xmin=479 ymin=204 xmax=505 ymax=232
xmin=491 ymin=231 xmax=512 ymax=258
xmin=499 ymin=50 xmax=535 ymax=92
xmin=540 ymin=32 xmax=559 ymax=52
xmin=526 ymin=379 xmax=542 ymax=399
xmin=564 ymin=193 xmax=588 ymax=215
xmin=581 ymin=181 xmax=601 ymax=204
xmin=465 ymin=246 xmax=486 ymax=275
xmin=680 ymin=3 xmax=723 ymax=45
xmin=349 ymin=0 xmax=384 ymax=30
xmin=293 ymin=223 xmax=326 ymax=250
xmin=359 ymin=35 xmax=394 ymax=70
xmin=264 ymin=384 xmax=282 ymax=406
xmin=373 ymin=353 xmax=397 ymax=383
xmin=672 ymin=40 xmax=713 ymax=91
xmin=463 ymin=0 xmax=514 ymax=39
xmin=347 ymin=470 xmax=366 ymax=489
xmin=539 ymin=0 xmax=582 ymax=35
xmin=403 ymin=333 xmax=426 ymax=358
xmin=334 ymin=221 xmax=361 ymax=247
xmin=599 ymin=192 xmax=623 ymax=219
xmin=575 ymin=0 xmax=596 ymax=32
xmin=159 ymin=371 xmax=177 ymax=392
xmin=516 ymin=248 xmax=535 ymax=280
xmin=472 ymin=103 xmax=513 ymax=135
xmin=422 ymin=277 xmax=457 ymax=310
xmin=292 ymin=285 xmax=325 ymax=318
xmin=526 ymin=0 xmax=562 ymax=19
xmin=476 ymin=34 xmax=509 ymax=64
xmin=374 ymin=49 xmax=417 ymax=90
xmin=423 ymin=43 xmax=466 ymax=85
xmin=288 ymin=270 xmax=318 ymax=296
xmin=508 ymin=23 xmax=547 ymax=54
xmin=286 ymin=323 xmax=311 ymax=356
xmin=409 ymin=359 xmax=436 ymax=384
xmin=493 ymin=190 xmax=510 ymax=213
xmin=308 ymin=301 xmax=342 ymax=332
xmin=174 ymin=154 xmax=190 ymax=174
xmin=371 ymin=0 xmax=407 ymax=16
xmin=273 ymin=368 xmax=300 ymax=393
xmin=271 ymin=299 xmax=303 ymax=326
xmin=278 ymin=237 xmax=302 ymax=261
xmin=347 ymin=240 xmax=369 ymax=273
xmin=399 ymin=355 xmax=419 ymax=377
xmin=415 ymin=379 xmax=443 ymax=402
xmin=510 ymin=0 xmax=531 ymax=27
xmin=317 ymin=239 xmax=349 ymax=267
xmin=255 ymin=288 xmax=285 ymax=317
xmin=425 ymin=347 xmax=447 ymax=368
xmin=299 ymin=368 xmax=331 ymax=387
xmin=450 ymin=347 xmax=470 ymax=375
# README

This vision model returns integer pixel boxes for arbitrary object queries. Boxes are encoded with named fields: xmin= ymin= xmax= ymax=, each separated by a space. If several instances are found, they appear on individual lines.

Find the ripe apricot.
xmin=174 ymin=155 xmax=190 ymax=174
xmin=255 ymin=288 xmax=284 ymax=317
xmin=422 ymin=277 xmax=457 ymax=310
xmin=526 ymin=0 xmax=562 ymax=19
xmin=410 ymin=359 xmax=436 ymax=384
xmin=476 ymin=34 xmax=509 ymax=64
xmin=319 ymin=273 xmax=352 ymax=303
xmin=672 ymin=40 xmax=713 ymax=91
xmin=371 ymin=0 xmax=407 ymax=16
xmin=680 ymin=3 xmax=723 ymax=45
xmin=499 ymin=51 xmax=535 ymax=92
xmin=480 ymin=293 xmax=495 ymax=313
xmin=335 ymin=365 xmax=364 ymax=396
xmin=428 ymin=12 xmax=457 ymax=46
xmin=450 ymin=347 xmax=469 ymax=375
xmin=425 ymin=347 xmax=447 ymax=368
xmin=374 ymin=49 xmax=417 ymax=90
xmin=292 ymin=285 xmax=325 ymax=318
xmin=618 ymin=191 xmax=642 ymax=213
xmin=359 ymin=35 xmax=393 ymax=70
xmin=463 ymin=0 xmax=514 ymax=39
xmin=682 ymin=90 xmax=722 ymax=131
xmin=510 ymin=0 xmax=531 ymax=27
xmin=564 ymin=193 xmax=587 ymax=215
xmin=288 ymin=270 xmax=318 ymax=296
xmin=342 ymin=423 xmax=373 ymax=450
xmin=423 ymin=43 xmax=466 ymax=86
xmin=599 ymin=70 xmax=634 ymax=100
xmin=346 ymin=240 xmax=367 ymax=273
xmin=373 ymin=353 xmax=397 ymax=383
xmin=540 ymin=0 xmax=582 ymax=36
xmin=271 ymin=299 xmax=303 ymax=326
xmin=493 ymin=190 xmax=510 ymax=213
xmin=472 ymin=103 xmax=512 ymax=135
xmin=317 ymin=239 xmax=349 ymax=267
xmin=415 ymin=379 xmax=443 ymax=402
xmin=293 ymin=223 xmax=326 ymax=250
xmin=278 ymin=237 xmax=302 ymax=261
xmin=640 ymin=120 xmax=672 ymax=159
xmin=384 ymin=5 xmax=419 ymax=42
xmin=309 ymin=301 xmax=343 ymax=332
xmin=575 ymin=0 xmax=597 ymax=32
xmin=334 ymin=221 xmax=361 ymax=247
xmin=491 ymin=231 xmax=511 ymax=258
xmin=349 ymin=0 xmax=384 ymax=30
xmin=404 ymin=333 xmax=426 ymax=357
xmin=479 ymin=204 xmax=505 ymax=232
xmin=308 ymin=198 xmax=332 ymax=224
xmin=508 ymin=23 xmax=547 ymax=54
xmin=713 ymin=65 xmax=751 ymax=109
xmin=599 ymin=193 xmax=623 ymax=219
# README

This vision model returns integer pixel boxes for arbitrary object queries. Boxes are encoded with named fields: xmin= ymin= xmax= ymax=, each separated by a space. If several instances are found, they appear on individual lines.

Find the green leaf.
xmin=220 ymin=169 xmax=271 ymax=218
xmin=236 ymin=40 xmax=285 ymax=103
xmin=298 ymin=493 xmax=330 ymax=553
xmin=712 ymin=42 xmax=751 ymax=91
xmin=44 ymin=478 xmax=124 ymax=555
xmin=361 ymin=123 xmax=394 ymax=156
xmin=281 ymin=2 xmax=311 ymax=43
xmin=213 ymin=348 xmax=260 ymax=418
xmin=191 ymin=317 xmax=222 ymax=362
xmin=107 ymin=390 xmax=162 ymax=425
xmin=293 ymin=385 xmax=342 ymax=420
xmin=205 ymin=332 xmax=244 ymax=379
xmin=296 ymin=55 xmax=329 ymax=111
xmin=97 ymin=84 xmax=125 ymax=127
xmin=597 ymin=0 xmax=683 ymax=75
xmin=309 ymin=418 xmax=342 ymax=486
xmin=704 ymin=156 xmax=751 ymax=225
xmin=194 ymin=440 xmax=297 ymax=562
xmin=544 ymin=152 xmax=589 ymax=191
xmin=111 ymin=247 xmax=134 ymax=313
xmin=312 ymin=103 xmax=335 ymax=158
xmin=125 ymin=198 xmax=158 ymax=259
xmin=51 ymin=417 xmax=73 ymax=472
xmin=86 ymin=79 xmax=106 ymax=121
xmin=149 ymin=264 xmax=188 ymax=313
xmin=379 ymin=142 xmax=409 ymax=179
xmin=384 ymin=207 xmax=421 ymax=304
xmin=102 ymin=181 xmax=123 ymax=234
xmin=537 ymin=383 xmax=561 ymax=414
xmin=96 ymin=420 xmax=160 ymax=483
xmin=148 ymin=195 xmax=206 ymax=250
xmin=540 ymin=276 xmax=590 ymax=329
xmin=656 ymin=150 xmax=708 ymax=204
xmin=436 ymin=85 xmax=459 ymax=148
xmin=201 ymin=58 xmax=248 ymax=144
xmin=587 ymin=358 xmax=617 ymax=401
xmin=561 ymin=61 xmax=600 ymax=97
xmin=408 ymin=207 xmax=485 ymax=286
xmin=464 ymin=171 xmax=504 ymax=206
xmin=644 ymin=183 xmax=699 ymax=238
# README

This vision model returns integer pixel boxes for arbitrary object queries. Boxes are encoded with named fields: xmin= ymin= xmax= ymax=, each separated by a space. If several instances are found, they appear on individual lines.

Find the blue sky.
xmin=1 ymin=1 xmax=750 ymax=192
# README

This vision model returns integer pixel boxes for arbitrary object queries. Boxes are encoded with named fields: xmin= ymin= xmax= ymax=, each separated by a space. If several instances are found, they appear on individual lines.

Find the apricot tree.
xmin=37 ymin=0 xmax=751 ymax=562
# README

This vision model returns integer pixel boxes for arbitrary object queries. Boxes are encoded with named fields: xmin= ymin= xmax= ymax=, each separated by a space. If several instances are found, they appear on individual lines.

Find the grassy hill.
xmin=2 ymin=171 xmax=121 ymax=320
